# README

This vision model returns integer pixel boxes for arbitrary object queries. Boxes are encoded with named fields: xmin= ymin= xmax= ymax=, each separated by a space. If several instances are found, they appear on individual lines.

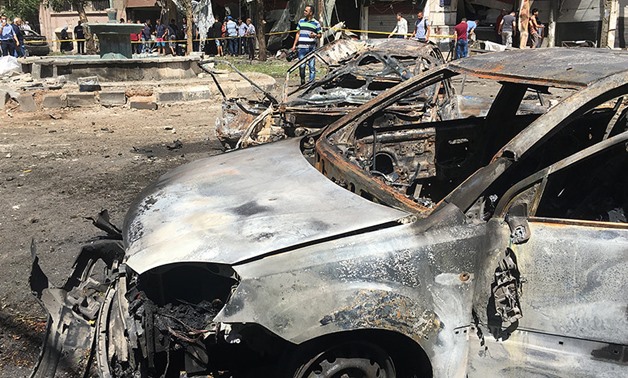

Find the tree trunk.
xmin=600 ymin=0 xmax=612 ymax=47
xmin=182 ymin=0 xmax=194 ymax=54
xmin=256 ymin=0 xmax=267 ymax=61
xmin=73 ymin=1 xmax=96 ymax=54
xmin=519 ymin=0 xmax=530 ymax=49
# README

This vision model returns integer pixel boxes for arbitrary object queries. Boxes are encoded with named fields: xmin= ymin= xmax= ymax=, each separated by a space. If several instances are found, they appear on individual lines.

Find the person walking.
xmin=166 ymin=18 xmax=183 ymax=56
xmin=498 ymin=10 xmax=516 ymax=47
xmin=409 ymin=10 xmax=430 ymax=42
xmin=495 ymin=9 xmax=506 ymax=41
xmin=167 ymin=21 xmax=177 ymax=55
xmin=529 ymin=8 xmax=542 ymax=48
xmin=245 ymin=18 xmax=256 ymax=60
xmin=453 ymin=18 xmax=468 ymax=59
xmin=226 ymin=16 xmax=238 ymax=55
xmin=291 ymin=5 xmax=322 ymax=85
xmin=155 ymin=19 xmax=166 ymax=54
xmin=466 ymin=18 xmax=477 ymax=44
xmin=388 ymin=13 xmax=407 ymax=39
xmin=11 ymin=18 xmax=24 ymax=57
xmin=74 ymin=20 xmax=85 ymax=54
xmin=208 ymin=17 xmax=222 ymax=56
xmin=0 ymin=16 xmax=18 ymax=57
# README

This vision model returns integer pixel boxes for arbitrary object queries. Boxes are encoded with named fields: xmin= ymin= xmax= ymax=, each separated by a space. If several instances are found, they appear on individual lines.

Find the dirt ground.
xmin=0 ymin=102 xmax=224 ymax=376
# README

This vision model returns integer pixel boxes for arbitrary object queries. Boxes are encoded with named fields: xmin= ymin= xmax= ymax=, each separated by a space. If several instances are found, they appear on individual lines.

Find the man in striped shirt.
xmin=291 ymin=5 xmax=321 ymax=85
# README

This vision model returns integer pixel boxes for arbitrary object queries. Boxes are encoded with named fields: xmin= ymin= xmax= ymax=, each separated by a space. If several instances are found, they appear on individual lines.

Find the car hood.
xmin=123 ymin=138 xmax=408 ymax=274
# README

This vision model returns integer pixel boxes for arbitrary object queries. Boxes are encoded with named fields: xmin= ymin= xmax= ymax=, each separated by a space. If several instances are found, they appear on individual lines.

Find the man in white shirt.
xmin=237 ymin=18 xmax=247 ymax=55
xmin=245 ymin=18 xmax=256 ymax=60
xmin=388 ymin=13 xmax=407 ymax=39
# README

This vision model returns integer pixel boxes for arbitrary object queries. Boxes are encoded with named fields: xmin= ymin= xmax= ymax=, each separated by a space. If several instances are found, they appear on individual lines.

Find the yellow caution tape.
xmin=49 ymin=27 xmax=455 ymax=44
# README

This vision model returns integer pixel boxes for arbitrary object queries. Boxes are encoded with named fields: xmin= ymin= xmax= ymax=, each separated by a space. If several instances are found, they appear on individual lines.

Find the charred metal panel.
xmin=509 ymin=222 xmax=628 ymax=344
xmin=123 ymin=139 xmax=407 ymax=274
xmin=500 ymin=73 xmax=628 ymax=161
xmin=449 ymin=49 xmax=628 ymax=89
xmin=217 ymin=211 xmax=487 ymax=377
xmin=468 ymin=329 xmax=628 ymax=377
xmin=30 ymin=240 xmax=125 ymax=377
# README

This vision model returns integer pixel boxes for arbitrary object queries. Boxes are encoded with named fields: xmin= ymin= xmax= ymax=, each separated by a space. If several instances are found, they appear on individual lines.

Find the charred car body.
xmin=213 ymin=38 xmax=451 ymax=150
xmin=23 ymin=29 xmax=51 ymax=56
xmin=32 ymin=49 xmax=628 ymax=377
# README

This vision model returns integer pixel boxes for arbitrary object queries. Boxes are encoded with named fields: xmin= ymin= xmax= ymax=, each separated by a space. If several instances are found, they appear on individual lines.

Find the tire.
xmin=289 ymin=340 xmax=396 ymax=378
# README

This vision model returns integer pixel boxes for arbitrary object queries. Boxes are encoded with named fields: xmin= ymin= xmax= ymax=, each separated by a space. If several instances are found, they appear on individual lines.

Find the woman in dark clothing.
xmin=206 ymin=18 xmax=221 ymax=56
xmin=60 ymin=26 xmax=73 ymax=52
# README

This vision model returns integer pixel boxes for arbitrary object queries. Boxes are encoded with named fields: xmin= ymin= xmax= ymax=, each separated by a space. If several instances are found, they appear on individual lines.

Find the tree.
xmin=3 ymin=0 xmax=40 ymax=26
xmin=47 ymin=0 xmax=96 ymax=53
xmin=256 ymin=0 xmax=266 ymax=61
xmin=179 ymin=0 xmax=193 ymax=54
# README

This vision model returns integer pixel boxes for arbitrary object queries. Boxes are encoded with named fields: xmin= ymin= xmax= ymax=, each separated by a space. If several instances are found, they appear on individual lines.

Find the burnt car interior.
xmin=316 ymin=71 xmax=626 ymax=218
xmin=536 ymin=141 xmax=628 ymax=222
xmin=483 ymin=95 xmax=628 ymax=223
xmin=474 ymin=91 xmax=628 ymax=223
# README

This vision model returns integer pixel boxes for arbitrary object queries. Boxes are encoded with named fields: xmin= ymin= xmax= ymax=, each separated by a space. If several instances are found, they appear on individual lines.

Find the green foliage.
xmin=48 ymin=0 xmax=75 ymax=13
xmin=3 ymin=0 xmax=40 ymax=22
xmin=216 ymin=56 xmax=292 ymax=78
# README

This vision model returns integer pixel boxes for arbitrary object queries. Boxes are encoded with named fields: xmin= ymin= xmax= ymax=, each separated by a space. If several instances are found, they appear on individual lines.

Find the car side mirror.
xmin=505 ymin=203 xmax=530 ymax=244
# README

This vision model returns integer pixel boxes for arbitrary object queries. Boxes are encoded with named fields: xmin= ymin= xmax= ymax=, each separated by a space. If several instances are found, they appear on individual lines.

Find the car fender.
xmin=215 ymin=221 xmax=483 ymax=377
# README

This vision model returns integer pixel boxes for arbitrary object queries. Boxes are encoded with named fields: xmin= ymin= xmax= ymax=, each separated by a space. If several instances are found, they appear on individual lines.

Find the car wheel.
xmin=290 ymin=341 xmax=396 ymax=378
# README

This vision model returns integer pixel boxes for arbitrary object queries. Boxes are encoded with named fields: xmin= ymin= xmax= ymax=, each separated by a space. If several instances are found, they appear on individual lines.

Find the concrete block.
xmin=17 ymin=93 xmax=37 ymax=112
xmin=0 ymin=90 xmax=10 ymax=110
xmin=185 ymin=89 xmax=212 ymax=101
xmin=67 ymin=92 xmax=96 ymax=107
xmin=130 ymin=99 xmax=158 ymax=110
xmin=156 ymin=91 xmax=184 ymax=103
xmin=42 ymin=94 xmax=67 ymax=108
xmin=100 ymin=91 xmax=126 ymax=106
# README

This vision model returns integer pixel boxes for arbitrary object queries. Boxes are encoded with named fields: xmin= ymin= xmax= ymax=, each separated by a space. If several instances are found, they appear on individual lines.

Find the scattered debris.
xmin=166 ymin=139 xmax=183 ymax=150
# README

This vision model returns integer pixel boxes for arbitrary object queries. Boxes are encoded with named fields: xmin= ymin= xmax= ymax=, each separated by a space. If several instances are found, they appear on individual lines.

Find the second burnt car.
xmin=32 ymin=49 xmax=628 ymax=378
xmin=211 ymin=38 xmax=451 ymax=149
xmin=23 ymin=29 xmax=51 ymax=56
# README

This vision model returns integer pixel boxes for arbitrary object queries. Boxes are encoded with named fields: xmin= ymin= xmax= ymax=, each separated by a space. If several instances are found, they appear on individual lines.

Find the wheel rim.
xmin=293 ymin=341 xmax=395 ymax=378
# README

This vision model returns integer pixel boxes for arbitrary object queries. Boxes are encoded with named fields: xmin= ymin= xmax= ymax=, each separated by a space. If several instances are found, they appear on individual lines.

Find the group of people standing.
xmin=208 ymin=16 xmax=257 ymax=60
xmin=386 ymin=8 xmax=543 ymax=61
xmin=134 ymin=18 xmax=198 ymax=56
xmin=0 ymin=15 xmax=27 ymax=57
xmin=497 ymin=8 xmax=543 ymax=49
xmin=388 ymin=11 xmax=430 ymax=42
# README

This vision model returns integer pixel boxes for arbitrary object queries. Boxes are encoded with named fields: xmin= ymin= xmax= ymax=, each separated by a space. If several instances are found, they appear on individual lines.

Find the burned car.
xmin=23 ymin=29 xmax=51 ymax=56
xmin=32 ymin=49 xmax=628 ymax=378
xmin=211 ymin=38 xmax=450 ymax=149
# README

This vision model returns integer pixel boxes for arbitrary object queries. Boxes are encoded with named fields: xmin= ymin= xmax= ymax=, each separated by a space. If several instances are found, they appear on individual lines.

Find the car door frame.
xmin=467 ymin=130 xmax=628 ymax=377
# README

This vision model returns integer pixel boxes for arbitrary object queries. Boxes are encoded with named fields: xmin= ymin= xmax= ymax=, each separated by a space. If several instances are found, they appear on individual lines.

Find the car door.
xmin=469 ymin=132 xmax=628 ymax=377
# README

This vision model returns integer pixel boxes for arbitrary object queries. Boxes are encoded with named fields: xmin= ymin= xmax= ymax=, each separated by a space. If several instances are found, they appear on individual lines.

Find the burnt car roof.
xmin=287 ymin=38 xmax=441 ymax=69
xmin=449 ymin=48 xmax=628 ymax=89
